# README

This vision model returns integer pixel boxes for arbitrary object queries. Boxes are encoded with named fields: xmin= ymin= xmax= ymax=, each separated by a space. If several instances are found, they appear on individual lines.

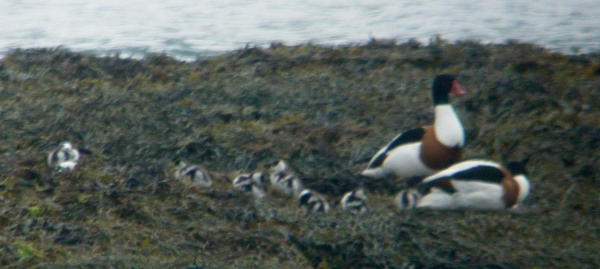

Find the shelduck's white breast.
xmin=433 ymin=105 xmax=464 ymax=148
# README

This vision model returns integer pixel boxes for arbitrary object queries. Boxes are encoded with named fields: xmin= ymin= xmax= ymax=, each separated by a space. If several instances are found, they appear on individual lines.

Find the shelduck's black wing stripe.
xmin=450 ymin=165 xmax=505 ymax=183
xmin=426 ymin=177 xmax=457 ymax=194
xmin=386 ymin=127 xmax=425 ymax=151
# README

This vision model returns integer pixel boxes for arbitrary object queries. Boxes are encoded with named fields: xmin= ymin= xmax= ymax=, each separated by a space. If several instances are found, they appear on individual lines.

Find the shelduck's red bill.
xmin=451 ymin=81 xmax=466 ymax=96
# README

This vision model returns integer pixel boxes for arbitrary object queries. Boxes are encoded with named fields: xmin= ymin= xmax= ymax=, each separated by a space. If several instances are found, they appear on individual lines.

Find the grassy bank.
xmin=0 ymin=39 xmax=598 ymax=268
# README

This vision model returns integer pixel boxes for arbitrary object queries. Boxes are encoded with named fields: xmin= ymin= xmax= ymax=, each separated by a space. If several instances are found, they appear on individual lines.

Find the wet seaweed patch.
xmin=0 ymin=39 xmax=599 ymax=268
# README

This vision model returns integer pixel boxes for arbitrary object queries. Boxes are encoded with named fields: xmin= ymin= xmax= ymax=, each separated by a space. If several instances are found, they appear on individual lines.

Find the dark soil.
xmin=0 ymin=39 xmax=598 ymax=268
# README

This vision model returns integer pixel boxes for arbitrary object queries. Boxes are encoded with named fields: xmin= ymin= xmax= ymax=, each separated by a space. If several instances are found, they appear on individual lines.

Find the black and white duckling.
xmin=174 ymin=160 xmax=213 ymax=188
xmin=232 ymin=172 xmax=266 ymax=199
xmin=47 ymin=141 xmax=80 ymax=172
xmin=298 ymin=189 xmax=331 ymax=215
xmin=362 ymin=74 xmax=466 ymax=179
xmin=394 ymin=188 xmax=422 ymax=210
xmin=266 ymin=160 xmax=304 ymax=197
xmin=341 ymin=188 xmax=368 ymax=214
xmin=395 ymin=160 xmax=531 ymax=210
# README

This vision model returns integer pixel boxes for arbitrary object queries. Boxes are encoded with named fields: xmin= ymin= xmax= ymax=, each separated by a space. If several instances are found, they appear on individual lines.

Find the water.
xmin=1 ymin=0 xmax=599 ymax=60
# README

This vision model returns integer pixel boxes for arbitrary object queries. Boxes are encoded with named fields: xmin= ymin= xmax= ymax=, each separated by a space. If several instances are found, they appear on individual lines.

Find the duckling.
xmin=266 ymin=160 xmax=304 ymax=197
xmin=362 ymin=74 xmax=466 ymax=179
xmin=232 ymin=172 xmax=266 ymax=199
xmin=341 ymin=188 xmax=368 ymax=214
xmin=394 ymin=188 xmax=422 ymax=210
xmin=47 ymin=141 xmax=80 ymax=172
xmin=395 ymin=160 xmax=531 ymax=210
xmin=174 ymin=160 xmax=213 ymax=188
xmin=298 ymin=189 xmax=331 ymax=215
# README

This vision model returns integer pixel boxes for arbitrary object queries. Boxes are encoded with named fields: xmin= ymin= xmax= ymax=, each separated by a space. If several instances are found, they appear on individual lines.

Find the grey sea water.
xmin=1 ymin=0 xmax=599 ymax=60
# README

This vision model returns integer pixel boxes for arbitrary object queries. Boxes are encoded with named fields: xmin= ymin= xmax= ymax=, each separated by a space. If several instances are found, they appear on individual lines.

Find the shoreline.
xmin=2 ymin=37 xmax=600 ymax=62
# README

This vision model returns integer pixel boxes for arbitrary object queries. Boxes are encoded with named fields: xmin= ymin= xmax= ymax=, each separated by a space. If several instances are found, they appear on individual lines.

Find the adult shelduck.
xmin=395 ymin=160 xmax=531 ymax=210
xmin=362 ymin=74 xmax=466 ymax=179
xmin=174 ymin=160 xmax=213 ymax=188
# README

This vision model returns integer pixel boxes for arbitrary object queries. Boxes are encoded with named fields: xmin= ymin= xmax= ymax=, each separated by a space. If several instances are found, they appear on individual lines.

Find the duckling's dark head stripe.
xmin=346 ymin=193 xmax=361 ymax=203
xmin=299 ymin=192 xmax=312 ymax=205
xmin=185 ymin=168 xmax=197 ymax=177
xmin=451 ymin=165 xmax=505 ymax=183
xmin=401 ymin=191 xmax=411 ymax=206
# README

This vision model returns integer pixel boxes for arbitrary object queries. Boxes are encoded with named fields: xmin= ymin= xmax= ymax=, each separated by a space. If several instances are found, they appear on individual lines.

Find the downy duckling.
xmin=47 ymin=141 xmax=80 ymax=172
xmin=298 ymin=189 xmax=331 ymax=215
xmin=174 ymin=160 xmax=213 ymax=188
xmin=233 ymin=172 xmax=266 ymax=199
xmin=266 ymin=160 xmax=304 ymax=197
xmin=341 ymin=188 xmax=368 ymax=214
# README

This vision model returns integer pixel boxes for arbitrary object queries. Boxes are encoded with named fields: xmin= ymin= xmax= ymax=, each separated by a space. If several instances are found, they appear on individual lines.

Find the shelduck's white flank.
xmin=362 ymin=142 xmax=434 ymax=178
xmin=421 ymin=180 xmax=506 ymax=210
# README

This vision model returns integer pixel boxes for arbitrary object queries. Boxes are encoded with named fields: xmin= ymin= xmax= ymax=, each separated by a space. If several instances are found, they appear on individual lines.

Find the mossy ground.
xmin=0 ymin=39 xmax=598 ymax=268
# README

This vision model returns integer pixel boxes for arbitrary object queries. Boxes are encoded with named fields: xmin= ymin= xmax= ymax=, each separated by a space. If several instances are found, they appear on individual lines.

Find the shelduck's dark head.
xmin=432 ymin=74 xmax=466 ymax=105
xmin=506 ymin=156 xmax=530 ymax=176
xmin=506 ymin=160 xmax=532 ymax=203
xmin=506 ymin=161 xmax=528 ymax=176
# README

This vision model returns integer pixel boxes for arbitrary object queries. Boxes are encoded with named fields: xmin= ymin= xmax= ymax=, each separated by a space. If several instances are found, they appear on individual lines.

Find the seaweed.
xmin=0 ymin=39 xmax=598 ymax=268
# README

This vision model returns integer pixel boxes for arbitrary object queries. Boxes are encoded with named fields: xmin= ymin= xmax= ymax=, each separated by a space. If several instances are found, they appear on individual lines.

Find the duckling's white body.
xmin=58 ymin=160 xmax=78 ymax=172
